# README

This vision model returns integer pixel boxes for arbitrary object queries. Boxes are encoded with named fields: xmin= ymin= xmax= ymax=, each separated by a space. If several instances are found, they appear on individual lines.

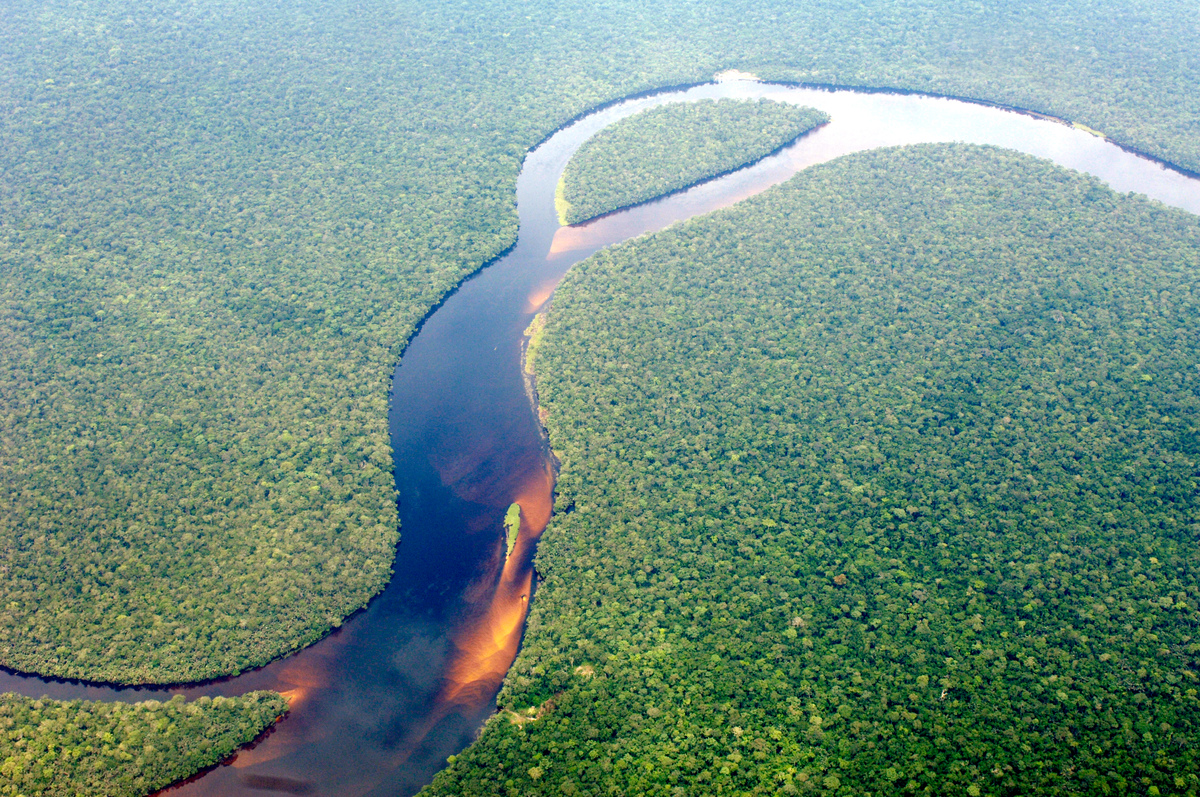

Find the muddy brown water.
xmin=4 ymin=80 xmax=1200 ymax=796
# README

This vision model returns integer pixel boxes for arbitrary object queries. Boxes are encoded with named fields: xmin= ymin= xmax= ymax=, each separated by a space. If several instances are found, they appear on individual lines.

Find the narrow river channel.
xmin=4 ymin=78 xmax=1200 ymax=796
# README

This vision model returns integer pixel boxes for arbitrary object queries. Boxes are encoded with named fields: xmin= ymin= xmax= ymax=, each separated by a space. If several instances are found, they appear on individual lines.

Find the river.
xmin=3 ymin=78 xmax=1200 ymax=796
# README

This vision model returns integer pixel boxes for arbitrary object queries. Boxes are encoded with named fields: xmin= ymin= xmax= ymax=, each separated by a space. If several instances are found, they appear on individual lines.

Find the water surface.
xmin=3 ymin=80 xmax=1200 ymax=796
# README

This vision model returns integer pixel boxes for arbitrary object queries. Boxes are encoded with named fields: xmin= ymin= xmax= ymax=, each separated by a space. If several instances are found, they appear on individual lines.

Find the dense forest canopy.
xmin=558 ymin=99 xmax=828 ymax=225
xmin=0 ymin=691 xmax=286 ymax=796
xmin=4 ymin=2 xmax=1200 ymax=794
xmin=2 ymin=0 xmax=1198 ymax=686
xmin=426 ymin=145 xmax=1200 ymax=796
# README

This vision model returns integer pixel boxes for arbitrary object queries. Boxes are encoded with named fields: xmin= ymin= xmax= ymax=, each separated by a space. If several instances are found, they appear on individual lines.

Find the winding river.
xmin=4 ymin=79 xmax=1200 ymax=796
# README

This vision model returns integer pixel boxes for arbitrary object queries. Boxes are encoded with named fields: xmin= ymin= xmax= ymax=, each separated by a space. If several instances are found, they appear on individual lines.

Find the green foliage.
xmin=525 ymin=312 xmax=548 ymax=377
xmin=558 ymin=100 xmax=828 ymax=224
xmin=3 ymin=0 xmax=1200 ymax=684
xmin=426 ymin=145 xmax=1200 ymax=795
xmin=0 ymin=691 xmax=286 ymax=796
xmin=505 ymin=503 xmax=522 ymax=557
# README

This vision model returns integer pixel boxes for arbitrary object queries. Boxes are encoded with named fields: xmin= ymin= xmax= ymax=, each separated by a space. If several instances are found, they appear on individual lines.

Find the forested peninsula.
xmin=5 ymin=0 xmax=1200 ymax=792
xmin=557 ymin=100 xmax=828 ymax=225
xmin=3 ymin=0 xmax=1199 ymax=688
xmin=426 ymin=145 xmax=1200 ymax=795
xmin=0 ymin=691 xmax=286 ymax=796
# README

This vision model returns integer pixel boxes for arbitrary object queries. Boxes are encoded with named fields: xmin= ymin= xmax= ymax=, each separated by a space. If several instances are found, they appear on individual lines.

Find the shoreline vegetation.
xmin=523 ymin=311 xmax=552 ymax=430
xmin=3 ymin=0 xmax=1199 ymax=690
xmin=523 ymin=312 xmax=548 ymax=378
xmin=426 ymin=144 xmax=1200 ymax=795
xmin=0 ymin=691 xmax=287 ymax=796
xmin=557 ymin=99 xmax=828 ymax=225
xmin=4 ymin=0 xmax=1200 ymax=793
xmin=1 ymin=82 xmax=1195 ymax=797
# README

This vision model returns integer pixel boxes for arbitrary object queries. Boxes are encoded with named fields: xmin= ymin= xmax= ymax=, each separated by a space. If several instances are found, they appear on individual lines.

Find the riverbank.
xmin=8 ymin=78 xmax=1200 ymax=797
xmin=429 ymin=139 xmax=1200 ymax=797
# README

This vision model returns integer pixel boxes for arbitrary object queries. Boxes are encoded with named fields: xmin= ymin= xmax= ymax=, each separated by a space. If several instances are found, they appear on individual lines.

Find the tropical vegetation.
xmin=426 ymin=145 xmax=1200 ymax=796
xmin=5 ymin=2 xmax=1200 ymax=792
xmin=505 ymin=503 xmax=522 ymax=558
xmin=0 ymin=691 xmax=286 ymax=796
xmin=558 ymin=99 xmax=827 ymax=224
xmin=3 ymin=0 xmax=1199 ymax=686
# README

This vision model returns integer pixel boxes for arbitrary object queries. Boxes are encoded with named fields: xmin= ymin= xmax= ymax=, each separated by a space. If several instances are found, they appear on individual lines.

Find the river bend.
xmin=3 ymin=79 xmax=1200 ymax=796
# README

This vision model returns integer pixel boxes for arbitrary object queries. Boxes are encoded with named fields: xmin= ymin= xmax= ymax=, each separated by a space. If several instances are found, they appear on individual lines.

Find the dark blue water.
xmin=3 ymin=80 xmax=1199 ymax=796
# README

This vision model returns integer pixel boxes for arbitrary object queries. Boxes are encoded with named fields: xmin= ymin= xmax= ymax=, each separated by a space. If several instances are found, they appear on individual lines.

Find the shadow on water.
xmin=3 ymin=78 xmax=1200 ymax=797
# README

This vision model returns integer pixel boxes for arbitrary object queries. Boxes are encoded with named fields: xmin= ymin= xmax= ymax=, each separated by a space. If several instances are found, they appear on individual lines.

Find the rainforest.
xmin=557 ymin=99 xmax=828 ymax=224
xmin=435 ymin=145 xmax=1200 ymax=796
xmin=2 ymin=0 xmax=1199 ymax=794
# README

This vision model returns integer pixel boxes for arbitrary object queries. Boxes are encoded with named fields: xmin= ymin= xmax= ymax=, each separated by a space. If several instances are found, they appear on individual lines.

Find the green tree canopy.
xmin=558 ymin=99 xmax=828 ymax=224
xmin=428 ymin=145 xmax=1200 ymax=796
xmin=0 ymin=691 xmax=286 ymax=796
